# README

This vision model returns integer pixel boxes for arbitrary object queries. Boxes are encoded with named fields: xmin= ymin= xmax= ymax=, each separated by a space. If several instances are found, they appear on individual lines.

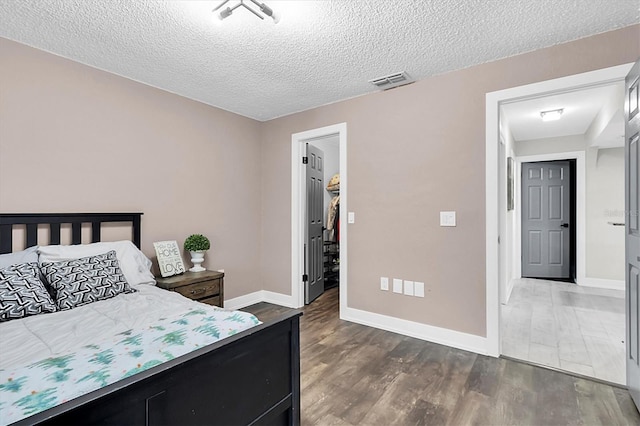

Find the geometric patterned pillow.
xmin=40 ymin=250 xmax=136 ymax=311
xmin=0 ymin=262 xmax=57 ymax=322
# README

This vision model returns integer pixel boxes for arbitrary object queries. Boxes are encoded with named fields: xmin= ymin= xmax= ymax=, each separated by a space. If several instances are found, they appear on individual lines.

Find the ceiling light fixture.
xmin=540 ymin=108 xmax=564 ymax=121
xmin=213 ymin=0 xmax=280 ymax=23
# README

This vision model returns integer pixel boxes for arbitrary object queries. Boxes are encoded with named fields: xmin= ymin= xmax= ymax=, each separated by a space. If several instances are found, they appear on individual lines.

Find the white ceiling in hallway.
xmin=501 ymin=83 xmax=625 ymax=144
xmin=0 ymin=0 xmax=638 ymax=121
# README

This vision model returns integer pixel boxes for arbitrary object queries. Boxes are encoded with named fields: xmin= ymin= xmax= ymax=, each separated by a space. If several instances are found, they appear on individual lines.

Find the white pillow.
xmin=38 ymin=241 xmax=156 ymax=286
xmin=0 ymin=246 xmax=39 ymax=269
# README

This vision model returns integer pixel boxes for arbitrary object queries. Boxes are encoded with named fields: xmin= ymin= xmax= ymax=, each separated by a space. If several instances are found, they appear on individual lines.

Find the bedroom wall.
xmin=259 ymin=25 xmax=640 ymax=337
xmin=0 ymin=37 xmax=263 ymax=300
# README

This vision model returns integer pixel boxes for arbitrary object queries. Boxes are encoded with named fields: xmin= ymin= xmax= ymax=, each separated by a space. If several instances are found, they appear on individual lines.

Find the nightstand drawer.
xmin=174 ymin=279 xmax=221 ymax=300
xmin=199 ymin=295 xmax=221 ymax=307
xmin=155 ymin=270 xmax=224 ymax=308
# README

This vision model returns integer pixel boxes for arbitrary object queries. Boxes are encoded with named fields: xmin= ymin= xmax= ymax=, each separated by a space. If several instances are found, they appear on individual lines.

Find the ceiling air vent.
xmin=369 ymin=71 xmax=413 ymax=90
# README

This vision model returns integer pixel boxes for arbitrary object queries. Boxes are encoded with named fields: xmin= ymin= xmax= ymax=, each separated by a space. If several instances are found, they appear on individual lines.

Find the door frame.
xmin=485 ymin=63 xmax=633 ymax=357
xmin=291 ymin=123 xmax=347 ymax=310
xmin=516 ymin=153 xmax=584 ymax=283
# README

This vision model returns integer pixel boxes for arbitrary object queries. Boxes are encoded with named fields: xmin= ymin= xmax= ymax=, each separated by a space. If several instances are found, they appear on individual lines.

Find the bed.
xmin=0 ymin=213 xmax=301 ymax=426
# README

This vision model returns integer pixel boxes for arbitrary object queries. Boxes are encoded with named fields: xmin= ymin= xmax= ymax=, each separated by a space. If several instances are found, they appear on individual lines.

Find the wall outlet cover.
xmin=393 ymin=278 xmax=403 ymax=293
xmin=380 ymin=277 xmax=389 ymax=291
xmin=348 ymin=212 xmax=355 ymax=224
xmin=404 ymin=280 xmax=414 ymax=296
xmin=415 ymin=282 xmax=425 ymax=297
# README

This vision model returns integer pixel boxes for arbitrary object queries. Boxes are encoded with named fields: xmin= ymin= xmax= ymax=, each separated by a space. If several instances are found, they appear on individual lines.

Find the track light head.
xmin=257 ymin=2 xmax=280 ymax=23
xmin=217 ymin=7 xmax=233 ymax=20
xmin=213 ymin=0 xmax=280 ymax=24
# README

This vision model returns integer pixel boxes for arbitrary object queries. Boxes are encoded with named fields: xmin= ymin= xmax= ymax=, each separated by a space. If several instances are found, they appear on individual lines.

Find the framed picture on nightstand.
xmin=153 ymin=240 xmax=186 ymax=277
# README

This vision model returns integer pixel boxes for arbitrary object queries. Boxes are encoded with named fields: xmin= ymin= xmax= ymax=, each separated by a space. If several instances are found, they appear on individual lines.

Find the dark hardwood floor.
xmin=243 ymin=287 xmax=640 ymax=425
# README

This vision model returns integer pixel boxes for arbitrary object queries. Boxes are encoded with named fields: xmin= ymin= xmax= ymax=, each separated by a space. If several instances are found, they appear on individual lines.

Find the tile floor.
xmin=501 ymin=278 xmax=626 ymax=384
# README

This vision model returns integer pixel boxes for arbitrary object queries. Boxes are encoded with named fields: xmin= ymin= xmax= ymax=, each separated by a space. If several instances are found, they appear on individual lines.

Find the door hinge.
xmin=302 ymin=156 xmax=308 ymax=164
xmin=302 ymin=274 xmax=308 ymax=282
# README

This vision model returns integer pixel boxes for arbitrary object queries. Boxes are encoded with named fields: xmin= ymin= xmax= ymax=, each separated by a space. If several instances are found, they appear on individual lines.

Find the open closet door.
xmin=625 ymin=58 xmax=640 ymax=411
xmin=305 ymin=143 xmax=325 ymax=304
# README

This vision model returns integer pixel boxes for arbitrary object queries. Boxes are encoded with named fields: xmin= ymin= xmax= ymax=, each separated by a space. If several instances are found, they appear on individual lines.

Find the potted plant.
xmin=184 ymin=234 xmax=210 ymax=272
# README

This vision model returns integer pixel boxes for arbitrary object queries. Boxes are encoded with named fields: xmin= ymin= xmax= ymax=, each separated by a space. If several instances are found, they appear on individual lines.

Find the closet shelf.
xmin=323 ymin=239 xmax=339 ymax=290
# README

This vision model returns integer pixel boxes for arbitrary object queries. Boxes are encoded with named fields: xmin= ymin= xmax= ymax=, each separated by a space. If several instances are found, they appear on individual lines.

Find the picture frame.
xmin=507 ymin=156 xmax=514 ymax=211
xmin=153 ymin=240 xmax=186 ymax=277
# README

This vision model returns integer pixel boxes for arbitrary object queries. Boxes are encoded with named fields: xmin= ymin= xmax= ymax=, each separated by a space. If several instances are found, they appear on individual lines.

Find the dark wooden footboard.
xmin=13 ymin=310 xmax=301 ymax=426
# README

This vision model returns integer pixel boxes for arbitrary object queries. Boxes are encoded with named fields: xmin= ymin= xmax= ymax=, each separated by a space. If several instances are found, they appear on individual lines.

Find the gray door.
xmin=625 ymin=59 xmax=640 ymax=411
xmin=305 ymin=143 xmax=325 ymax=304
xmin=521 ymin=161 xmax=571 ymax=279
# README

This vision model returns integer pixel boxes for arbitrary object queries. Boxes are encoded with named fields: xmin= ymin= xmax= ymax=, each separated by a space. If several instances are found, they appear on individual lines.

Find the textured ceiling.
xmin=0 ymin=0 xmax=638 ymax=121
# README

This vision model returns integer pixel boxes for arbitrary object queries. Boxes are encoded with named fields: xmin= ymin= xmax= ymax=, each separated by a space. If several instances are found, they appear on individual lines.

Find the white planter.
xmin=189 ymin=250 xmax=206 ymax=272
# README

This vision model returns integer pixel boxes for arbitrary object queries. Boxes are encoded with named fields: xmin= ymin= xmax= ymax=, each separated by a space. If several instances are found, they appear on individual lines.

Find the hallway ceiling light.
xmin=213 ymin=0 xmax=280 ymax=23
xmin=540 ymin=108 xmax=564 ymax=121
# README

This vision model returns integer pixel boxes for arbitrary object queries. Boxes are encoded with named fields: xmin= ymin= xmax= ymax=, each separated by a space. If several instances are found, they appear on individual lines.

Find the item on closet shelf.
xmin=322 ymin=240 xmax=339 ymax=290
xmin=154 ymin=240 xmax=186 ymax=278
xmin=183 ymin=234 xmax=211 ymax=273
xmin=327 ymin=173 xmax=340 ymax=192
xmin=327 ymin=195 xmax=340 ymax=241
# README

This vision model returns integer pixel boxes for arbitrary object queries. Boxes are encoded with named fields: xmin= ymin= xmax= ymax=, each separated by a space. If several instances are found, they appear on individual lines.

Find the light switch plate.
xmin=414 ymin=282 xmax=425 ymax=297
xmin=404 ymin=280 xmax=414 ymax=296
xmin=440 ymin=211 xmax=456 ymax=227
xmin=380 ymin=277 xmax=389 ymax=291
xmin=393 ymin=278 xmax=403 ymax=293
xmin=348 ymin=212 xmax=355 ymax=224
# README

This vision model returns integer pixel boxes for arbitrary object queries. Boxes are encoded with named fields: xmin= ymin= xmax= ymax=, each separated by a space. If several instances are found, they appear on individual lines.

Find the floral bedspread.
xmin=0 ymin=307 xmax=260 ymax=425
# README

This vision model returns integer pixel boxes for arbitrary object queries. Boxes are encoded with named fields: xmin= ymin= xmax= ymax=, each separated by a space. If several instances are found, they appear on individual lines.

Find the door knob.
xmin=560 ymin=223 xmax=569 ymax=228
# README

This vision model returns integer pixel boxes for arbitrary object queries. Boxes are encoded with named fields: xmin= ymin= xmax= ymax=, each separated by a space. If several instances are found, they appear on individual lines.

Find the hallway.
xmin=501 ymin=278 xmax=626 ymax=384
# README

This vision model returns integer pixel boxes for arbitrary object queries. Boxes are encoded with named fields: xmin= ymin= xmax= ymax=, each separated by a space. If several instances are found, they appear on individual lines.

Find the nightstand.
xmin=155 ymin=270 xmax=224 ymax=307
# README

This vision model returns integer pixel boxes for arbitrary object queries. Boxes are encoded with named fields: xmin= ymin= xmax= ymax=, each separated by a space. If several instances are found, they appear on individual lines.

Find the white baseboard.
xmin=504 ymin=279 xmax=515 ymax=305
xmin=579 ymin=278 xmax=625 ymax=291
xmin=224 ymin=291 xmax=264 ymax=310
xmin=224 ymin=290 xmax=297 ymax=310
xmin=227 ymin=292 xmax=488 ymax=355
xmin=341 ymin=306 xmax=489 ymax=355
xmin=262 ymin=291 xmax=297 ymax=308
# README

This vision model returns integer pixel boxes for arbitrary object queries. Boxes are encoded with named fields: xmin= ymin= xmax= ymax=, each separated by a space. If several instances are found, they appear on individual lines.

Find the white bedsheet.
xmin=0 ymin=285 xmax=218 ymax=370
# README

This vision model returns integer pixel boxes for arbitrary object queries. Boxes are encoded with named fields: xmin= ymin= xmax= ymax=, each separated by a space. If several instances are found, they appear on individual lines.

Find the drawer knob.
xmin=190 ymin=288 xmax=206 ymax=295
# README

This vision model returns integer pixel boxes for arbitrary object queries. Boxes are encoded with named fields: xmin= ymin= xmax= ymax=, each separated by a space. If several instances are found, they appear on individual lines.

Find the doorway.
xmin=486 ymin=64 xmax=633 ymax=386
xmin=304 ymin=137 xmax=341 ymax=305
xmin=291 ymin=123 xmax=347 ymax=313
xmin=500 ymin=84 xmax=627 ymax=384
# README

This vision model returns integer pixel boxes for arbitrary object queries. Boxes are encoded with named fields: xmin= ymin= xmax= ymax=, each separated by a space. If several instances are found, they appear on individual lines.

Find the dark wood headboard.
xmin=0 ymin=213 xmax=143 ymax=254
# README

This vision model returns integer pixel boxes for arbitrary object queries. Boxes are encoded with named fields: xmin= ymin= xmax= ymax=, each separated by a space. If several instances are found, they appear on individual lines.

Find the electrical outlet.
xmin=404 ymin=280 xmax=414 ymax=296
xmin=414 ymin=282 xmax=425 ymax=297
xmin=380 ymin=277 xmax=389 ymax=291
xmin=392 ymin=278 xmax=403 ymax=293
xmin=348 ymin=212 xmax=355 ymax=224
xmin=218 ymin=269 xmax=225 ymax=273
